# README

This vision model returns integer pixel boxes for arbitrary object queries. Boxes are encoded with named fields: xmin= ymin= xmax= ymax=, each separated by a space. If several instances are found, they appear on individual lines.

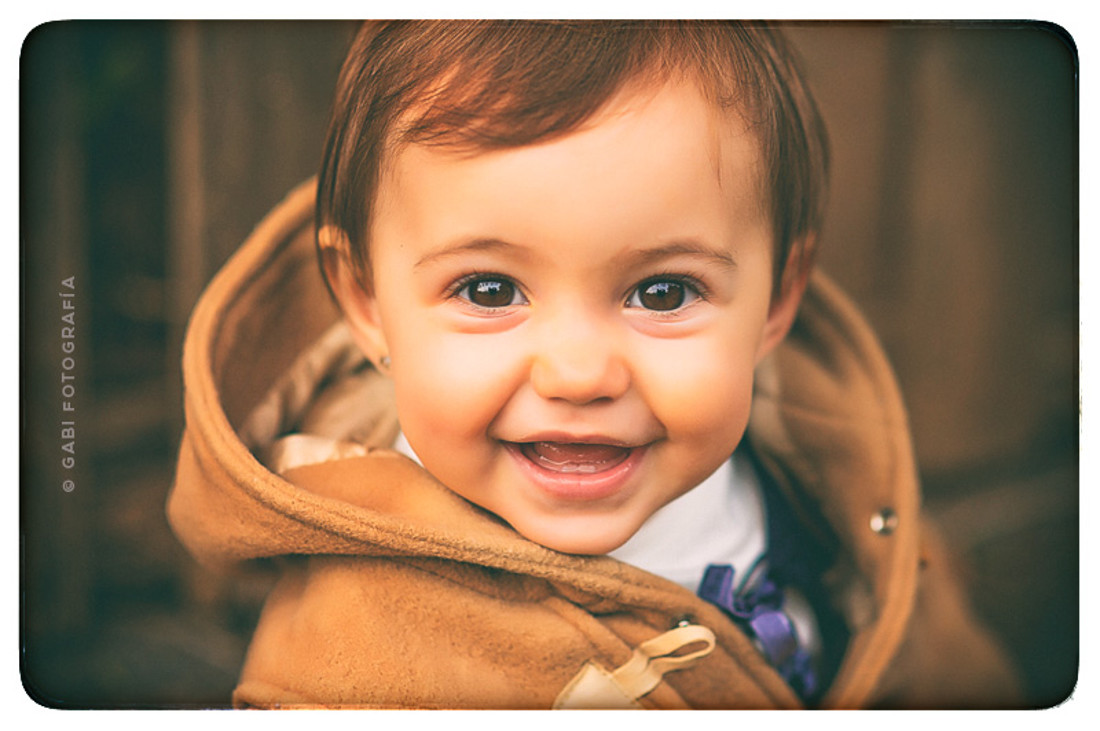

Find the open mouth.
xmin=503 ymin=439 xmax=647 ymax=502
xmin=519 ymin=441 xmax=633 ymax=474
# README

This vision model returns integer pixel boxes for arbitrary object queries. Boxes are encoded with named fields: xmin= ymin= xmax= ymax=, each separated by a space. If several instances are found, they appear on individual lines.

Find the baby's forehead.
xmin=386 ymin=79 xmax=766 ymax=180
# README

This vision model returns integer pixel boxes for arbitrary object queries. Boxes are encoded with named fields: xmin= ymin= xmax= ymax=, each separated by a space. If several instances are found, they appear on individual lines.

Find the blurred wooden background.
xmin=21 ymin=21 xmax=1077 ymax=708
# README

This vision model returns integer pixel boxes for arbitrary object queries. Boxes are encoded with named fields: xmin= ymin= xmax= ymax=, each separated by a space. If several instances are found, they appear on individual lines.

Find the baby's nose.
xmin=529 ymin=320 xmax=630 ymax=404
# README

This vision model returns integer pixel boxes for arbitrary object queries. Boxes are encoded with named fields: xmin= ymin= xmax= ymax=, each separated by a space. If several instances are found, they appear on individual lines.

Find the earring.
xmin=379 ymin=355 xmax=391 ymax=370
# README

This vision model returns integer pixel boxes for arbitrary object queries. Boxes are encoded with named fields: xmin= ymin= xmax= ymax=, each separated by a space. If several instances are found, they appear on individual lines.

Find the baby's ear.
xmin=319 ymin=226 xmax=391 ymax=371
xmin=756 ymin=235 xmax=815 ymax=364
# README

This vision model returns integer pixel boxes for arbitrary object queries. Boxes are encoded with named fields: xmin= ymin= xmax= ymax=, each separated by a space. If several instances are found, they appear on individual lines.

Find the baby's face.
xmin=347 ymin=82 xmax=796 ymax=554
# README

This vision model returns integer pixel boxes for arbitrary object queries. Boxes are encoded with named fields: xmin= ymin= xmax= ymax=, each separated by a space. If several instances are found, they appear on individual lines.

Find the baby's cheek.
xmin=392 ymin=338 xmax=515 ymax=440
xmin=644 ymin=342 xmax=757 ymax=437
xmin=676 ymin=385 xmax=752 ymax=443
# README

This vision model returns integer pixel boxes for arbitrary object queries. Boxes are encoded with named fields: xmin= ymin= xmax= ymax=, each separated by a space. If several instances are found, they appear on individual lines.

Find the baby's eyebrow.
xmin=413 ymin=236 xmax=737 ymax=272
xmin=626 ymin=240 xmax=738 ymax=272
xmin=414 ymin=237 xmax=525 ymax=270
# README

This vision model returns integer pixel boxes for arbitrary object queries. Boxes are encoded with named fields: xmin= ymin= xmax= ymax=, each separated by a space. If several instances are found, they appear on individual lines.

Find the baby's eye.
xmin=626 ymin=278 xmax=701 ymax=312
xmin=455 ymin=276 xmax=528 ymax=309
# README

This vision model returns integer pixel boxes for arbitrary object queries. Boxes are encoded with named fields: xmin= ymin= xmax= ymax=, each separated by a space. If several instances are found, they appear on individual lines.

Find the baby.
xmin=169 ymin=20 xmax=1020 ymax=709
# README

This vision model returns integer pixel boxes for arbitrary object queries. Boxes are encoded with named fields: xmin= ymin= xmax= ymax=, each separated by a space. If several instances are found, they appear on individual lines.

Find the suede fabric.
xmin=168 ymin=179 xmax=1020 ymax=709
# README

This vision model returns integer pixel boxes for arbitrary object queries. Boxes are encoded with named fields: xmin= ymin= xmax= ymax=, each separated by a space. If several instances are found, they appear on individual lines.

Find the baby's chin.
xmin=508 ymin=513 xmax=645 ymax=557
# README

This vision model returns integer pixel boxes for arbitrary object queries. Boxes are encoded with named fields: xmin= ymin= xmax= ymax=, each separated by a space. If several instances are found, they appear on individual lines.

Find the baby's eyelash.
xmin=444 ymin=271 xmax=498 ymax=296
xmin=625 ymin=272 xmax=710 ymax=303
xmin=445 ymin=271 xmax=490 ymax=298
xmin=447 ymin=271 xmax=528 ymax=310
xmin=620 ymin=270 xmax=715 ymax=317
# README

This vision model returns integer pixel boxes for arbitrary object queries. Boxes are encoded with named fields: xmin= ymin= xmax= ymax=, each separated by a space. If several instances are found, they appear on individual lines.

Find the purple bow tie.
xmin=698 ymin=562 xmax=817 ymax=699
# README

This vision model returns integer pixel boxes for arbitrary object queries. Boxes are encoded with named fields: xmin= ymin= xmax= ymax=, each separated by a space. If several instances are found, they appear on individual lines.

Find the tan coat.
xmin=168 ymin=180 xmax=1020 ymax=709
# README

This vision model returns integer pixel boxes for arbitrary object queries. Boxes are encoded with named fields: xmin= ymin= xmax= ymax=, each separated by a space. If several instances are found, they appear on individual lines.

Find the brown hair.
xmin=317 ymin=20 xmax=829 ymax=299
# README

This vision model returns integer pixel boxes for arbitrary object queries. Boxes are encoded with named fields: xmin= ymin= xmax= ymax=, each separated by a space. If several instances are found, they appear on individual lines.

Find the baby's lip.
xmin=504 ymin=431 xmax=640 ymax=448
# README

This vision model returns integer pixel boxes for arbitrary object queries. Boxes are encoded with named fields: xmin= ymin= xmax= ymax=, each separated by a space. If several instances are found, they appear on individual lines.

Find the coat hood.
xmin=168 ymin=179 xmax=928 ymax=707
